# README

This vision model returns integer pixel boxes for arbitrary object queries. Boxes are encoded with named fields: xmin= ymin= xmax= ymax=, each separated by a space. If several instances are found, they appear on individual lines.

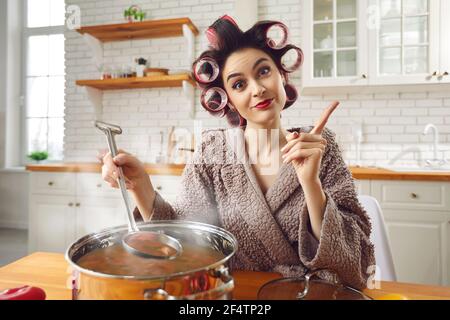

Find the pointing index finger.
xmin=310 ymin=101 xmax=340 ymax=135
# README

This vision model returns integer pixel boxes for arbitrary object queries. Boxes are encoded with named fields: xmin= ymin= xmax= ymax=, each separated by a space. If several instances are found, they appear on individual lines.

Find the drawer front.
xmin=371 ymin=180 xmax=450 ymax=211
xmin=150 ymin=175 xmax=182 ymax=198
xmin=30 ymin=172 xmax=76 ymax=195
xmin=76 ymin=173 xmax=121 ymax=198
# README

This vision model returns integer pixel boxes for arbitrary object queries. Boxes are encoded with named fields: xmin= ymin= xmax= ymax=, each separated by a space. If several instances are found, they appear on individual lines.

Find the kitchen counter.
xmin=26 ymin=163 xmax=450 ymax=181
xmin=26 ymin=162 xmax=185 ymax=176
xmin=1 ymin=252 xmax=450 ymax=300
xmin=349 ymin=166 xmax=450 ymax=182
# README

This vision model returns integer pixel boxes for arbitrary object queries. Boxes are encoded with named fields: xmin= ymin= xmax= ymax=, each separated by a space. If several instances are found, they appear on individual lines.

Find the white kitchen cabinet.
xmin=367 ymin=0 xmax=442 ymax=86
xmin=370 ymin=180 xmax=449 ymax=211
xmin=439 ymin=0 xmax=450 ymax=82
xmin=354 ymin=178 xmax=371 ymax=195
xmin=370 ymin=179 xmax=450 ymax=286
xmin=30 ymin=172 xmax=76 ymax=196
xmin=150 ymin=175 xmax=182 ymax=203
xmin=28 ymin=172 xmax=182 ymax=254
xmin=29 ymin=172 xmax=121 ymax=253
xmin=302 ymin=0 xmax=370 ymax=87
xmin=382 ymin=209 xmax=450 ymax=286
xmin=302 ymin=0 xmax=450 ymax=91
xmin=76 ymin=173 xmax=121 ymax=198
xmin=75 ymin=196 xmax=127 ymax=239
xmin=28 ymin=195 xmax=76 ymax=253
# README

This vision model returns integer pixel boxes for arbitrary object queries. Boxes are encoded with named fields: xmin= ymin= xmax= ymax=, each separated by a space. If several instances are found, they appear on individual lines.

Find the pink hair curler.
xmin=205 ymin=27 xmax=219 ymax=50
xmin=220 ymin=14 xmax=238 ymax=26
xmin=281 ymin=47 xmax=304 ymax=73
xmin=205 ymin=15 xmax=238 ymax=50
xmin=265 ymin=22 xmax=289 ymax=50
xmin=193 ymin=57 xmax=220 ymax=84
xmin=200 ymin=87 xmax=229 ymax=112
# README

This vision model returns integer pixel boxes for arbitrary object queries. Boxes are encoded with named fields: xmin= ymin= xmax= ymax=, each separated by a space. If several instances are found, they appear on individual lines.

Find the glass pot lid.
xmin=257 ymin=269 xmax=372 ymax=300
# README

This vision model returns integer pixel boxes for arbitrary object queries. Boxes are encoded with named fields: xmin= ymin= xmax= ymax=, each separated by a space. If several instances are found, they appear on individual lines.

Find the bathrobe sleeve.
xmin=133 ymin=131 xmax=220 ymax=226
xmin=297 ymin=127 xmax=376 ymax=290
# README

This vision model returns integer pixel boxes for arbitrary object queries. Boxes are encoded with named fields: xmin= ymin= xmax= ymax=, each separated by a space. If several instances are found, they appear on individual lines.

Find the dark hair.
xmin=191 ymin=17 xmax=302 ymax=127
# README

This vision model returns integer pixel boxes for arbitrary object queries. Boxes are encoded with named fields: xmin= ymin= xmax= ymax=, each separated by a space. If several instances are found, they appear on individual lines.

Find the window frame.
xmin=21 ymin=0 xmax=65 ymax=165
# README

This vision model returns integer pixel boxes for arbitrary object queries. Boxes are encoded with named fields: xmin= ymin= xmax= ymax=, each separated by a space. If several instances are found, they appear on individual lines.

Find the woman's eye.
xmin=232 ymin=80 xmax=245 ymax=90
xmin=260 ymin=66 xmax=271 ymax=76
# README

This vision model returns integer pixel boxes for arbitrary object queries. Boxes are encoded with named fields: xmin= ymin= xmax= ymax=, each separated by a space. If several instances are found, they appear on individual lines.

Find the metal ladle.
xmin=95 ymin=120 xmax=182 ymax=259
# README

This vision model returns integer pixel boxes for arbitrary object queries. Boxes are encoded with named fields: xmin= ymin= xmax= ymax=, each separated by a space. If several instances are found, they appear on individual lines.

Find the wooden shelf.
xmin=76 ymin=74 xmax=195 ymax=90
xmin=76 ymin=17 xmax=199 ymax=42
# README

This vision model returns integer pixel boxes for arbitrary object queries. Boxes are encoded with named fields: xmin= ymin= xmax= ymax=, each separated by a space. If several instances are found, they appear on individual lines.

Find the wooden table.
xmin=1 ymin=252 xmax=450 ymax=300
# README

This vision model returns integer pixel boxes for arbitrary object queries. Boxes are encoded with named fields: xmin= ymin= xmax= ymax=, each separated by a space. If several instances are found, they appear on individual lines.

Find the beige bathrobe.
xmin=134 ymin=126 xmax=376 ymax=290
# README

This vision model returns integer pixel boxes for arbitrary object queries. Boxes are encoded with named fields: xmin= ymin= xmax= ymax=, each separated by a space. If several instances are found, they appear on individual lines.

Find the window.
xmin=24 ymin=0 xmax=65 ymax=162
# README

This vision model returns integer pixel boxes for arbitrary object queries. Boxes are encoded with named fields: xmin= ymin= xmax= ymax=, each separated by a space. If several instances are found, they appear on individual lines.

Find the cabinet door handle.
xmin=75 ymin=203 xmax=80 ymax=207
xmin=410 ymin=193 xmax=418 ymax=199
xmin=68 ymin=202 xmax=74 ymax=207
xmin=431 ymin=71 xmax=438 ymax=77
xmin=442 ymin=71 xmax=448 ymax=76
xmin=48 ymin=181 xmax=54 ymax=186
xmin=361 ymin=74 xmax=367 ymax=79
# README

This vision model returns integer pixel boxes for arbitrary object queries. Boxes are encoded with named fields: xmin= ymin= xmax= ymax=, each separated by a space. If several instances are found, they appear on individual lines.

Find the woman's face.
xmin=222 ymin=47 xmax=286 ymax=126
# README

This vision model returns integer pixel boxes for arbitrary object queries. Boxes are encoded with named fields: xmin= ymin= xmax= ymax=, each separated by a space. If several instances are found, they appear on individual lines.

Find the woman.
xmin=100 ymin=16 xmax=375 ymax=290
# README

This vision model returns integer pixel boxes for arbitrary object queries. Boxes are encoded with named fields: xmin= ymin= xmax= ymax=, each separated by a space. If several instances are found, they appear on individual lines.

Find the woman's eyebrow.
xmin=226 ymin=58 xmax=269 ymax=83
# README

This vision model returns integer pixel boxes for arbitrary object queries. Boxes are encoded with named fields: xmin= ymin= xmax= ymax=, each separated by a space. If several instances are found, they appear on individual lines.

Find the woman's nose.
xmin=251 ymin=80 xmax=266 ymax=97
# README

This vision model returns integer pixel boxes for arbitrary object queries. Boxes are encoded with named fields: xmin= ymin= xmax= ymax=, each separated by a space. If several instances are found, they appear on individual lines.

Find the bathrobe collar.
xmin=223 ymin=128 xmax=300 ymax=265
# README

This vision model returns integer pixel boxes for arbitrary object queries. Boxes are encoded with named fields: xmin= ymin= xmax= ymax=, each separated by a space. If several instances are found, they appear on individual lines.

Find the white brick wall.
xmin=64 ymin=0 xmax=450 ymax=167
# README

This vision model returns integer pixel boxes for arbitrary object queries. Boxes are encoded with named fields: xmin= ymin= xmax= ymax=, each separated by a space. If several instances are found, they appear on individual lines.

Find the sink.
xmin=380 ymin=165 xmax=450 ymax=173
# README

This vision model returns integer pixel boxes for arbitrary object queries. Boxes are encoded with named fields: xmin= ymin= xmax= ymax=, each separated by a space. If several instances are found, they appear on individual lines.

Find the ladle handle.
xmin=104 ymin=129 xmax=138 ymax=233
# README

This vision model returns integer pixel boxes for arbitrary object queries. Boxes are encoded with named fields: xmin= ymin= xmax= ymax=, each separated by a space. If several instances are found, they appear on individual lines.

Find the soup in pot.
xmin=76 ymin=243 xmax=225 ymax=277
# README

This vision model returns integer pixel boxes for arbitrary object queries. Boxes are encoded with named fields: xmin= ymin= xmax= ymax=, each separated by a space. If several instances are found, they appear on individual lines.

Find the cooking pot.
xmin=66 ymin=220 xmax=238 ymax=300
xmin=257 ymin=269 xmax=372 ymax=300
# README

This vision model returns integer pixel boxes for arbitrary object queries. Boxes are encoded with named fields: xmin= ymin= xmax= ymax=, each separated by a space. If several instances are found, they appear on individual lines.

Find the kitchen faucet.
xmin=423 ymin=124 xmax=447 ymax=167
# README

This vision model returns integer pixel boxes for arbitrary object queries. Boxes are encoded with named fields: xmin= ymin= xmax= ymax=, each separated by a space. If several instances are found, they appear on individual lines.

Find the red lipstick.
xmin=254 ymin=98 xmax=274 ymax=109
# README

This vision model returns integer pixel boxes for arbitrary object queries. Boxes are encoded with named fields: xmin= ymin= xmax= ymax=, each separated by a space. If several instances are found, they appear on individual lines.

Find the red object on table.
xmin=0 ymin=286 xmax=46 ymax=300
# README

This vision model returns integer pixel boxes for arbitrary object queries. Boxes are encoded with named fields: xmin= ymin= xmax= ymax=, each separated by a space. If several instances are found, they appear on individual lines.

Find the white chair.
xmin=358 ymin=194 xmax=397 ymax=281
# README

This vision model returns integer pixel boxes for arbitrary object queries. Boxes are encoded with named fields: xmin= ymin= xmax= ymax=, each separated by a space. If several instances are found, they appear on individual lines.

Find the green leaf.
xmin=27 ymin=151 xmax=49 ymax=161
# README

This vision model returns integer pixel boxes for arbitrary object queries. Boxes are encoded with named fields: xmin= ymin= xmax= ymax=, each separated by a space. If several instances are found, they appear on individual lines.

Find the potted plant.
xmin=124 ymin=5 xmax=146 ymax=22
xmin=27 ymin=151 xmax=49 ymax=164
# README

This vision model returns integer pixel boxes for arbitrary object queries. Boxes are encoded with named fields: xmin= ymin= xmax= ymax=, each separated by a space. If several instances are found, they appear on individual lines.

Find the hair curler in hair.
xmin=193 ymin=57 xmax=220 ymax=84
xmin=220 ymin=14 xmax=238 ymax=26
xmin=205 ymin=15 xmax=239 ymax=50
xmin=265 ymin=22 xmax=289 ymax=49
xmin=200 ymin=87 xmax=229 ymax=112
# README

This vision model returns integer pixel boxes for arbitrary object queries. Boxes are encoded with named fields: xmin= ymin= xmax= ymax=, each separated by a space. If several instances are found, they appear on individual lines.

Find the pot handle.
xmin=143 ymin=267 xmax=234 ymax=300
xmin=296 ymin=268 xmax=341 ymax=300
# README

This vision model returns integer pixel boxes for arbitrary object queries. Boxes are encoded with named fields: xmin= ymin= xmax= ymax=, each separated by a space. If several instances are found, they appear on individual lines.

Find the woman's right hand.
xmin=98 ymin=149 xmax=156 ymax=221
xmin=98 ymin=149 xmax=148 ymax=191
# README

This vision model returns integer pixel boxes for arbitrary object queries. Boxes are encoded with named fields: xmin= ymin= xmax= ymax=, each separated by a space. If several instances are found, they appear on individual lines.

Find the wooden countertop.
xmin=26 ymin=163 xmax=450 ymax=181
xmin=349 ymin=166 xmax=450 ymax=182
xmin=1 ymin=252 xmax=450 ymax=300
xmin=26 ymin=162 xmax=185 ymax=176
